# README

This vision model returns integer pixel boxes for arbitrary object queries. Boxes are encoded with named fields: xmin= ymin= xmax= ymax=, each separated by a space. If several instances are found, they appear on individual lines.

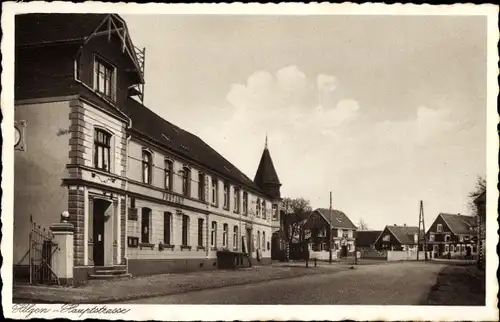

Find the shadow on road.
xmin=421 ymin=265 xmax=486 ymax=306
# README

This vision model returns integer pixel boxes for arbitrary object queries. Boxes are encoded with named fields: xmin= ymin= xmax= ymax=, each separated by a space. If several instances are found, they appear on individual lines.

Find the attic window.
xmin=94 ymin=56 xmax=116 ymax=101
xmin=161 ymin=134 xmax=171 ymax=142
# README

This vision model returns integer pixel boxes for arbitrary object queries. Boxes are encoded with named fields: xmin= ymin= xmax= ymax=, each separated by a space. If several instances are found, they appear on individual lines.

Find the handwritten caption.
xmin=13 ymin=304 xmax=131 ymax=318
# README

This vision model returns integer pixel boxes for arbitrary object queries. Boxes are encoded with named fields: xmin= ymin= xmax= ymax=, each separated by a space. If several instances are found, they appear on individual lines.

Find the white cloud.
xmin=317 ymin=74 xmax=337 ymax=93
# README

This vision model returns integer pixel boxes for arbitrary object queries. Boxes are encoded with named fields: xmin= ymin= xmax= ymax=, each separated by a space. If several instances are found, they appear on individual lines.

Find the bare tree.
xmin=357 ymin=218 xmax=369 ymax=231
xmin=281 ymin=197 xmax=312 ymax=260
xmin=468 ymin=176 xmax=486 ymax=215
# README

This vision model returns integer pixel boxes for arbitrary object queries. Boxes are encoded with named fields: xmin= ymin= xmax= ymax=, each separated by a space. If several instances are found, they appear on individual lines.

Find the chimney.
xmin=404 ymin=223 xmax=406 ymax=226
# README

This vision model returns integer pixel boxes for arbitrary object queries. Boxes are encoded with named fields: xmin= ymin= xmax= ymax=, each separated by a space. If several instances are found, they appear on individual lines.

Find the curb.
xmin=14 ymin=267 xmax=344 ymax=304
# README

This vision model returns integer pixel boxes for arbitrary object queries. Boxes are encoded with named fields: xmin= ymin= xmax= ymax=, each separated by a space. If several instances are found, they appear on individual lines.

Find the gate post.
xmin=50 ymin=221 xmax=75 ymax=286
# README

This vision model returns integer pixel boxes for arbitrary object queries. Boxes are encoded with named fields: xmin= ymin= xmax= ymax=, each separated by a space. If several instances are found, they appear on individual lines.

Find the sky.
xmin=122 ymin=14 xmax=487 ymax=230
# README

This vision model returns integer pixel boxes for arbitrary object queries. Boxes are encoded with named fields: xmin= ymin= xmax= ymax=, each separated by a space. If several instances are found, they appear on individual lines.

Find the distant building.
xmin=355 ymin=230 xmax=382 ymax=252
xmin=425 ymin=213 xmax=478 ymax=259
xmin=474 ymin=191 xmax=486 ymax=268
xmin=374 ymin=224 xmax=422 ymax=251
xmin=302 ymin=208 xmax=357 ymax=257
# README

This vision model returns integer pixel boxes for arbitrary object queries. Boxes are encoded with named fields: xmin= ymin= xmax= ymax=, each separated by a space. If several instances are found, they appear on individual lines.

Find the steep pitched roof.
xmin=385 ymin=225 xmax=423 ymax=245
xmin=439 ymin=213 xmax=477 ymax=235
xmin=314 ymin=208 xmax=358 ymax=230
xmin=254 ymin=147 xmax=281 ymax=187
xmin=355 ymin=230 xmax=382 ymax=247
xmin=16 ymin=13 xmax=144 ymax=83
xmin=123 ymin=98 xmax=266 ymax=195
xmin=16 ymin=13 xmax=109 ymax=46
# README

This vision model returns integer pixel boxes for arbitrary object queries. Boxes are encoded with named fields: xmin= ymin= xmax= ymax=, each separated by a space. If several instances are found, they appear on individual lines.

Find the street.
xmin=123 ymin=262 xmax=448 ymax=305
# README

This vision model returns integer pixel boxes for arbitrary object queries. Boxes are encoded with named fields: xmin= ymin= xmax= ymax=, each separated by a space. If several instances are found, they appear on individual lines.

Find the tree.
xmin=357 ymin=219 xmax=369 ymax=231
xmin=280 ymin=197 xmax=312 ymax=260
xmin=468 ymin=176 xmax=486 ymax=215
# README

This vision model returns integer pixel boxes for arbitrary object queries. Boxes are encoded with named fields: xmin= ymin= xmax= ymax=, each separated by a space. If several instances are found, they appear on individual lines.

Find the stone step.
xmin=95 ymin=265 xmax=127 ymax=271
xmin=89 ymin=273 xmax=132 ymax=280
xmin=94 ymin=269 xmax=127 ymax=275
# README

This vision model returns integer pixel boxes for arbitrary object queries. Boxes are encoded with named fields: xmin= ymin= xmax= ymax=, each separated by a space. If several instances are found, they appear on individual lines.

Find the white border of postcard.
xmin=2 ymin=2 xmax=499 ymax=321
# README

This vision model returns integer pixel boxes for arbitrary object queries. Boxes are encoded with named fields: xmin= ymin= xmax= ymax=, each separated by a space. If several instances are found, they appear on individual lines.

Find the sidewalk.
xmin=13 ymin=264 xmax=347 ymax=304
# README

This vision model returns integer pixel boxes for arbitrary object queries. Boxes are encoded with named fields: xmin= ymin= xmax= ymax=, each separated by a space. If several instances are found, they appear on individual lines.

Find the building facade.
xmin=14 ymin=13 xmax=282 ymax=284
xmin=302 ymin=208 xmax=357 ymax=257
xmin=425 ymin=213 xmax=478 ymax=260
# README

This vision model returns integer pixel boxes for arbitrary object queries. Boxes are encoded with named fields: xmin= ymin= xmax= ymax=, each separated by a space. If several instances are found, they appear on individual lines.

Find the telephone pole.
xmin=417 ymin=200 xmax=428 ymax=261
xmin=329 ymin=191 xmax=333 ymax=264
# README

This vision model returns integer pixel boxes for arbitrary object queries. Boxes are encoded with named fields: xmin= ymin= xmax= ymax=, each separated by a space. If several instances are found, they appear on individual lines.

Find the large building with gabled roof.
xmin=13 ymin=13 xmax=283 ymax=284
xmin=425 ymin=213 xmax=478 ymax=259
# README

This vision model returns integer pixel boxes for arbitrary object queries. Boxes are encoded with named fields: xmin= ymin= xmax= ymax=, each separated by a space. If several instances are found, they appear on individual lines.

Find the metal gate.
xmin=28 ymin=216 xmax=60 ymax=285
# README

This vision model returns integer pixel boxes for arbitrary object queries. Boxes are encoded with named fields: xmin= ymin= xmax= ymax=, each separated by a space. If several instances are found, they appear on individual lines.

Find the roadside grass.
xmin=422 ymin=265 xmax=485 ymax=305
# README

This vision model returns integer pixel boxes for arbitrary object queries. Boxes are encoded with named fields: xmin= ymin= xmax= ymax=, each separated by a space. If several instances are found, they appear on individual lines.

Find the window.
xmin=93 ymin=129 xmax=112 ymax=172
xmin=459 ymin=235 xmax=464 ymax=242
xmin=141 ymin=208 xmax=151 ymax=243
xmin=436 ymin=224 xmax=443 ymax=233
xmin=223 ymin=183 xmax=230 ymax=209
xmin=164 ymin=160 xmax=173 ymax=190
xmin=444 ymin=244 xmax=449 ymax=252
xmin=163 ymin=212 xmax=172 ymax=245
xmin=257 ymin=231 xmax=261 ymax=249
xmin=338 ymin=229 xmax=343 ymax=238
xmin=142 ymin=150 xmax=152 ymax=184
xmin=433 ymin=245 xmax=438 ymax=252
xmin=211 ymin=221 xmax=217 ymax=247
xmin=429 ymin=233 xmax=435 ymax=242
xmin=182 ymin=167 xmax=190 ymax=197
xmin=182 ymin=215 xmax=189 ymax=246
xmin=445 ymin=234 xmax=451 ymax=242
xmin=233 ymin=226 xmax=238 ymax=249
xmin=198 ymin=218 xmax=204 ymax=247
xmin=243 ymin=192 xmax=248 ymax=215
xmin=233 ymin=187 xmax=240 ymax=213
xmin=211 ymin=177 xmax=218 ymax=205
xmin=382 ymin=234 xmax=390 ymax=242
xmin=223 ymin=224 xmax=228 ymax=247
xmin=272 ymin=204 xmax=278 ymax=220
xmin=262 ymin=201 xmax=266 ymax=219
xmin=198 ymin=173 xmax=205 ymax=201
xmin=262 ymin=231 xmax=265 ymax=249
xmin=256 ymin=198 xmax=261 ymax=217
xmin=94 ymin=56 xmax=116 ymax=100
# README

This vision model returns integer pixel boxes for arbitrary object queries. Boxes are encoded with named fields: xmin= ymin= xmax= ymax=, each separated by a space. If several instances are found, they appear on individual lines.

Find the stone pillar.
xmin=50 ymin=222 xmax=75 ymax=286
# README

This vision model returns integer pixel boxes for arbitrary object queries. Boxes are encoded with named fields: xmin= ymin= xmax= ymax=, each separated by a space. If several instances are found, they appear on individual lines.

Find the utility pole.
xmin=329 ymin=191 xmax=333 ymax=264
xmin=417 ymin=200 xmax=428 ymax=261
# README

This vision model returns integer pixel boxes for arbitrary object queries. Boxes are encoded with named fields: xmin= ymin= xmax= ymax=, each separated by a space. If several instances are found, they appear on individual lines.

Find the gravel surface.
xmin=13 ymin=265 xmax=348 ymax=304
xmin=124 ymin=262 xmax=448 ymax=304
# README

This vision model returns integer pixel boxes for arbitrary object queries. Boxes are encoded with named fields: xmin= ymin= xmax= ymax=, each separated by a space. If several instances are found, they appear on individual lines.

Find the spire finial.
xmin=265 ymin=133 xmax=268 ymax=149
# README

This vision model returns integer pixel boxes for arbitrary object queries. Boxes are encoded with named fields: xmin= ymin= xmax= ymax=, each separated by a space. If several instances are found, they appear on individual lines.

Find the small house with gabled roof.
xmin=374 ymin=224 xmax=423 ymax=251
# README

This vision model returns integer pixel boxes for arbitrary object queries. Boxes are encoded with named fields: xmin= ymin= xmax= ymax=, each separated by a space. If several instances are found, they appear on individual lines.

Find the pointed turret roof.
xmin=254 ymin=137 xmax=281 ymax=188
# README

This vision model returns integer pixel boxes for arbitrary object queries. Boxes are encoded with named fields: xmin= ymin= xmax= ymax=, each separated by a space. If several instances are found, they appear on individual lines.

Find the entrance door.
xmin=341 ymin=245 xmax=348 ymax=257
xmin=93 ymin=199 xmax=107 ymax=266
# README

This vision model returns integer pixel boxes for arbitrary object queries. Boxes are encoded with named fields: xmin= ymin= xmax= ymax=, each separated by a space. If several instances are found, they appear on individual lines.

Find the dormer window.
xmin=94 ymin=56 xmax=116 ymax=101
xmin=93 ymin=128 xmax=112 ymax=172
